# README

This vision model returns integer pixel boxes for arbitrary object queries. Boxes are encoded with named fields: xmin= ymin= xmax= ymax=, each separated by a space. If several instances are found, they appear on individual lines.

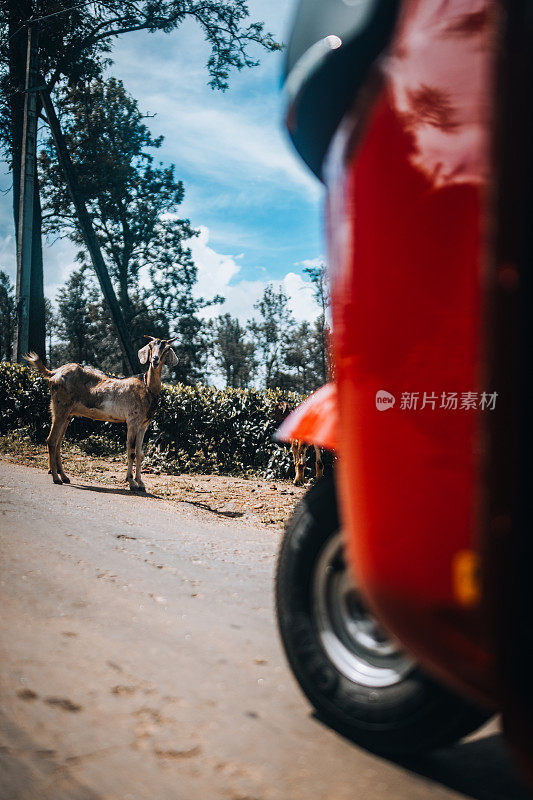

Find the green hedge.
xmin=0 ymin=362 xmax=327 ymax=479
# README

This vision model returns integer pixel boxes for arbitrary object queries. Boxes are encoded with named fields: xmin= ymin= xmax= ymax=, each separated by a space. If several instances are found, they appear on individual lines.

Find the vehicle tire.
xmin=275 ymin=473 xmax=491 ymax=756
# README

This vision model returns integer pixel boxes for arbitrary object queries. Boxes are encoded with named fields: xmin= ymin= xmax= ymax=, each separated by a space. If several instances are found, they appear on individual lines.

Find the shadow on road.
xmin=396 ymin=733 xmax=532 ymax=800
xmin=180 ymin=499 xmax=244 ymax=518
xmin=65 ymin=482 xmax=159 ymax=499
xmin=313 ymin=712 xmax=531 ymax=800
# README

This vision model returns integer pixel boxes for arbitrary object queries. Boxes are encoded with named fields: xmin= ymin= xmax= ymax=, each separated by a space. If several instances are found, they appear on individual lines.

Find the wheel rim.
xmin=312 ymin=532 xmax=414 ymax=688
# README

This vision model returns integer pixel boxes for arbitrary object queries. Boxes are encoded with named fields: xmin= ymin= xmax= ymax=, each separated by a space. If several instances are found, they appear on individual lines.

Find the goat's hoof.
xmin=53 ymin=476 xmax=63 ymax=485
xmin=61 ymin=475 xmax=71 ymax=484
xmin=129 ymin=481 xmax=139 ymax=492
xmin=137 ymin=484 xmax=146 ymax=493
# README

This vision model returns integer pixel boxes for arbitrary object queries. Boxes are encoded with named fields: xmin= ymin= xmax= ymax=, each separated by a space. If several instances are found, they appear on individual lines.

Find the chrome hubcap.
xmin=313 ymin=532 xmax=413 ymax=688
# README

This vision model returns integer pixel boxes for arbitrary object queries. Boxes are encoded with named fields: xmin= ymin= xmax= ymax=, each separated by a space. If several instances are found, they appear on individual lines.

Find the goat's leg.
xmin=291 ymin=440 xmax=299 ymax=485
xmin=55 ymin=417 xmax=72 ymax=483
xmin=126 ymin=426 xmax=140 ymax=491
xmin=46 ymin=398 xmax=55 ymax=474
xmin=134 ymin=423 xmax=149 ymax=492
xmin=47 ymin=418 xmax=68 ymax=484
xmin=298 ymin=444 xmax=308 ymax=486
xmin=314 ymin=445 xmax=324 ymax=482
xmin=293 ymin=441 xmax=307 ymax=486
xmin=47 ymin=438 xmax=53 ymax=475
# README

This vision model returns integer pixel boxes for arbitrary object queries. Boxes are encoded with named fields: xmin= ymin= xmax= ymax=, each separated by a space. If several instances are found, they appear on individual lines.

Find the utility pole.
xmin=14 ymin=22 xmax=39 ymax=362
xmin=39 ymin=86 xmax=141 ymax=374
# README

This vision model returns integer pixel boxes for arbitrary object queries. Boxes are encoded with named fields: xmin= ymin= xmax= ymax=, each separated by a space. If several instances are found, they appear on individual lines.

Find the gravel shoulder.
xmin=0 ymin=436 xmax=306 ymax=530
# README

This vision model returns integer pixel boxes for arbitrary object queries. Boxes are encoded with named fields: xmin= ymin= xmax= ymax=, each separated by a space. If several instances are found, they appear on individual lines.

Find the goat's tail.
xmin=23 ymin=352 xmax=54 ymax=379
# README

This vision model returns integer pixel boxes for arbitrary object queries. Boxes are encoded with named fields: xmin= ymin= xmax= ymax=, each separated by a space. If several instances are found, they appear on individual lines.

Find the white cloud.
xmin=282 ymin=272 xmax=316 ymax=322
xmin=296 ymin=256 xmax=326 ymax=269
xmin=190 ymin=225 xmax=240 ymax=299
xmin=190 ymin=226 xmax=319 ymax=324
xmin=206 ymin=278 xmax=268 ymax=323
xmin=135 ymin=90 xmax=320 ymax=200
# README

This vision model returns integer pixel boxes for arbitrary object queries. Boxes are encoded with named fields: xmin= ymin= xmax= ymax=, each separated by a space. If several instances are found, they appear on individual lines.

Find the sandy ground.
xmin=0 ymin=436 xmax=306 ymax=529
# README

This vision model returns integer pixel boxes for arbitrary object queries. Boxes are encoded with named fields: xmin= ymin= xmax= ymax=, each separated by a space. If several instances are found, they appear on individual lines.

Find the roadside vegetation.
xmin=0 ymin=361 xmax=333 ymax=480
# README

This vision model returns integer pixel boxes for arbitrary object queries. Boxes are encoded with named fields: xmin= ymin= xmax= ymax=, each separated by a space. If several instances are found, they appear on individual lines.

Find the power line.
xmin=2 ymin=22 xmax=28 ymax=47
xmin=0 ymin=1 xmax=96 ymax=48
xmin=31 ymin=1 xmax=96 ymax=24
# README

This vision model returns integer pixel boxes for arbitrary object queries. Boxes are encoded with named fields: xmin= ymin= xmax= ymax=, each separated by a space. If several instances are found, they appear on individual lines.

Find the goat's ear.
xmin=273 ymin=402 xmax=285 ymax=423
xmin=165 ymin=347 xmax=178 ymax=367
xmin=138 ymin=344 xmax=150 ymax=364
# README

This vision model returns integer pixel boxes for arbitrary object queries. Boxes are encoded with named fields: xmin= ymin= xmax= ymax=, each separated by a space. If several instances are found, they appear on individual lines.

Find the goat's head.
xmin=273 ymin=401 xmax=292 ymax=423
xmin=138 ymin=336 xmax=178 ymax=370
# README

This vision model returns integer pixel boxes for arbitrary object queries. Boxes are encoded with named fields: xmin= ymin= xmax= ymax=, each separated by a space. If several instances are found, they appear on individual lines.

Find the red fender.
xmin=275 ymin=383 xmax=338 ymax=452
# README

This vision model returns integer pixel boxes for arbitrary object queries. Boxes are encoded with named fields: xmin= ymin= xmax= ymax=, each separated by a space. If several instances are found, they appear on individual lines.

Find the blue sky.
xmin=0 ymin=0 xmax=325 ymax=323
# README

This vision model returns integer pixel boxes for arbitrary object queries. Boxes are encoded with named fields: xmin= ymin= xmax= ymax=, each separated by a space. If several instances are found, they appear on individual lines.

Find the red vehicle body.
xmin=276 ymin=0 xmax=533 ymax=778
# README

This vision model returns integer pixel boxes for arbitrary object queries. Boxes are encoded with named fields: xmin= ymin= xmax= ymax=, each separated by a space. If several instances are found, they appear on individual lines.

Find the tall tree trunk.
xmin=9 ymin=1 xmax=27 ymax=231
xmin=10 ymin=3 xmax=46 ymax=362
xmin=29 ymin=162 xmax=46 ymax=358
xmin=10 ymin=40 xmax=24 ymax=250
xmin=14 ymin=109 xmax=47 ymax=362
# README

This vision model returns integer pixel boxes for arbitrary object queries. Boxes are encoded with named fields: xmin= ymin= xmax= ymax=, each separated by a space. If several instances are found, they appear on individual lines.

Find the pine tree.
xmin=303 ymin=263 xmax=330 ymax=384
xmin=284 ymin=320 xmax=318 ymax=394
xmin=209 ymin=313 xmax=256 ymax=387
xmin=54 ymin=268 xmax=100 ymax=365
xmin=248 ymin=285 xmax=295 ymax=390
xmin=43 ymin=297 xmax=56 ymax=366
xmin=144 ymin=223 xmax=224 ymax=384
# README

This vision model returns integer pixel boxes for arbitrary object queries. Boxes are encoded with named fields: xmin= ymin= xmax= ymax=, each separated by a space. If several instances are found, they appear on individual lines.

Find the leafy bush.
xmin=0 ymin=362 xmax=329 ymax=479
xmin=0 ymin=361 xmax=50 ymax=441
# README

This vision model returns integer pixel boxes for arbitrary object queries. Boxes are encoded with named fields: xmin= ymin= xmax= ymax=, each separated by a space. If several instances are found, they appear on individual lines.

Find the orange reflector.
xmin=453 ymin=550 xmax=480 ymax=607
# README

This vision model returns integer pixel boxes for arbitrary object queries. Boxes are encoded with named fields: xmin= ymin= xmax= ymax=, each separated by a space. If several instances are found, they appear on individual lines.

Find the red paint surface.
xmin=326 ymin=0 xmax=497 ymax=703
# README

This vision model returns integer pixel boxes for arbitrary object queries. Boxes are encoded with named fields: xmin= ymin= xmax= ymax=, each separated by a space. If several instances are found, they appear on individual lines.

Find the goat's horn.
xmin=143 ymin=335 xmax=155 ymax=340
xmin=166 ymin=336 xmax=178 ymax=344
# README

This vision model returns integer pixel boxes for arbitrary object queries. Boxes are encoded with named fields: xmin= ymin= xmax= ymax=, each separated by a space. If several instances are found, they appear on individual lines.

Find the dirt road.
xmin=0 ymin=462 xmax=529 ymax=800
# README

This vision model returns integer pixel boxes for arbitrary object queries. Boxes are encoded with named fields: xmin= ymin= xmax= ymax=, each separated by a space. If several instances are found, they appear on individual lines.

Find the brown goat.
xmin=24 ymin=336 xmax=177 ymax=491
xmin=274 ymin=401 xmax=324 ymax=487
